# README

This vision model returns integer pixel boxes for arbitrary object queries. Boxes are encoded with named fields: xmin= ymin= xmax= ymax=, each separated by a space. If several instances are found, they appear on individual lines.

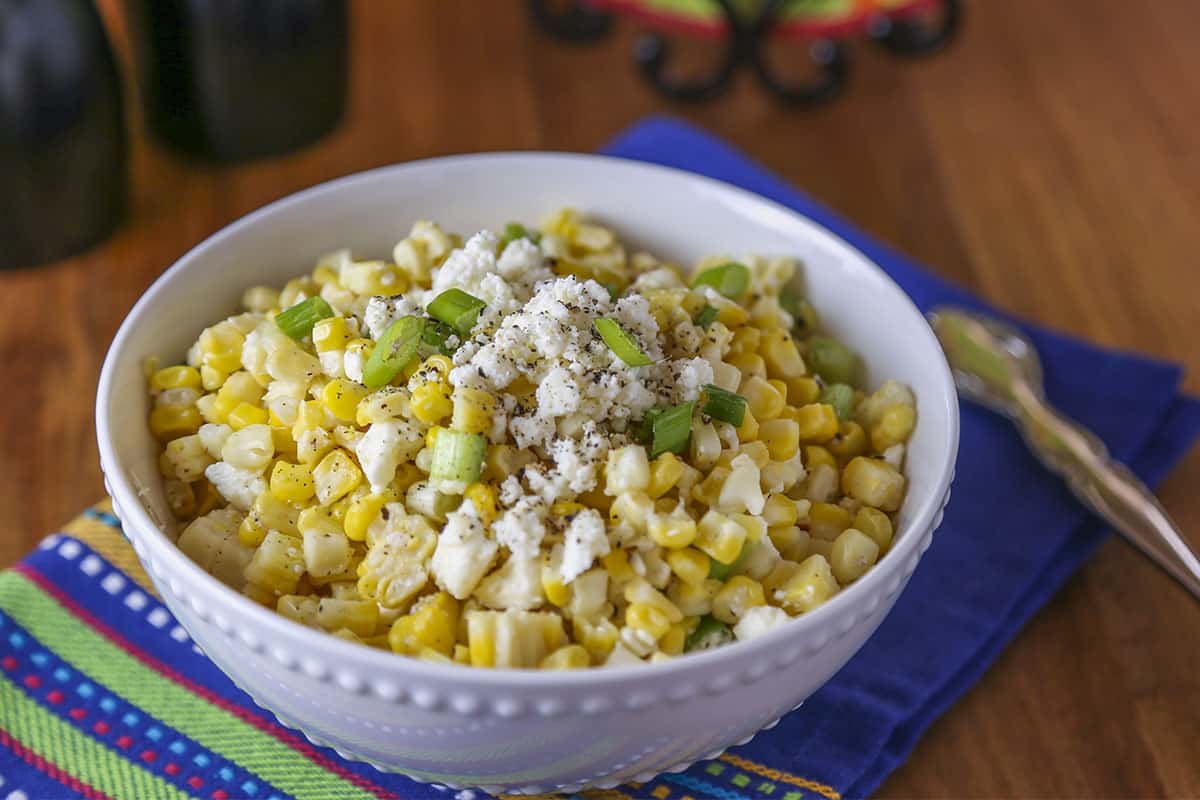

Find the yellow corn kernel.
xmin=238 ymin=515 xmax=267 ymax=548
xmin=312 ymin=448 xmax=363 ymax=506
xmin=343 ymin=493 xmax=387 ymax=542
xmin=312 ymin=317 xmax=353 ymax=353
xmin=667 ymin=578 xmax=719 ymax=617
xmin=842 ymin=456 xmax=906 ymax=511
xmin=409 ymin=382 xmax=452 ymax=424
xmin=421 ymin=354 xmax=453 ymax=380
xmin=625 ymin=602 xmax=671 ymax=640
xmin=737 ymin=409 xmax=759 ymax=443
xmin=624 ymin=578 xmax=684 ymax=622
xmin=197 ymin=321 xmax=245 ymax=375
xmin=149 ymin=405 xmax=201 ymax=441
xmin=728 ymin=351 xmax=766 ymax=381
xmin=768 ymin=525 xmax=811 ymax=562
xmin=269 ymin=460 xmax=314 ymax=503
xmin=647 ymin=508 xmax=698 ymax=549
xmin=243 ymin=530 xmax=305 ymax=595
xmin=356 ymin=388 xmax=409 ymax=426
xmin=759 ymin=418 xmax=800 ymax=462
xmin=804 ymin=445 xmax=836 ymax=471
xmin=451 ymin=386 xmax=495 ymax=434
xmin=573 ymin=617 xmax=619 ymax=660
xmin=828 ymin=420 xmax=868 ymax=461
xmin=785 ymin=376 xmax=821 ymax=406
xmin=647 ymin=453 xmax=685 ymax=499
xmin=464 ymin=483 xmax=498 ymax=524
xmin=809 ymin=502 xmax=852 ymax=540
xmin=694 ymin=510 xmax=747 ymax=566
xmin=808 ymin=538 xmax=834 ymax=560
xmin=321 ymin=378 xmax=369 ymax=423
xmin=484 ymin=445 xmax=535 ymax=482
xmin=215 ymin=370 xmax=264 ymax=414
xmin=227 ymin=401 xmax=269 ymax=430
xmin=795 ymin=403 xmax=839 ymax=443
xmin=666 ymin=548 xmax=709 ymax=587
xmin=660 ymin=623 xmax=687 ymax=656
xmin=691 ymin=466 xmax=730 ymax=507
xmin=541 ymin=565 xmax=571 ymax=607
xmin=317 ymin=598 xmax=379 ymax=637
xmin=550 ymin=500 xmax=586 ymax=517
xmin=609 ymin=491 xmax=652 ymax=532
xmin=760 ymin=329 xmax=806 ymax=379
xmin=870 ymin=404 xmax=917 ymax=452
xmin=342 ymin=261 xmax=408 ymax=296
xmin=452 ymin=644 xmax=470 ymax=664
xmin=388 ymin=592 xmax=459 ymax=656
xmin=151 ymin=365 xmax=202 ymax=392
xmin=714 ymin=299 xmax=749 ymax=328
xmin=730 ymin=326 xmax=761 ymax=355
xmin=712 ymin=575 xmax=766 ymax=624
xmin=762 ymin=493 xmax=799 ymax=527
xmin=854 ymin=506 xmax=894 ymax=552
xmin=601 ymin=549 xmax=635 ymax=583
xmin=741 ymin=376 xmax=785 ymax=421
xmin=731 ymin=513 xmax=767 ymax=543
xmin=541 ymin=644 xmax=590 ymax=670
xmin=291 ymin=399 xmax=326 ymax=436
xmin=830 ymin=528 xmax=880 ymax=584
xmin=777 ymin=554 xmax=840 ymax=613
xmin=737 ymin=440 xmax=770 ymax=468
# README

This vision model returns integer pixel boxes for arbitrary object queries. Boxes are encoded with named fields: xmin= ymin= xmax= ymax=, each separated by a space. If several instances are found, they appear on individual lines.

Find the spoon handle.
xmin=1012 ymin=382 xmax=1200 ymax=600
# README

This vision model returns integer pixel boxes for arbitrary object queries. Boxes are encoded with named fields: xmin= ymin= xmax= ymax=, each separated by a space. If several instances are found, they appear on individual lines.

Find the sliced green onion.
xmin=363 ymin=316 xmax=424 ymax=389
xmin=429 ymin=428 xmax=486 ymax=485
xmin=594 ymin=318 xmax=653 ymax=367
xmin=422 ymin=318 xmax=458 ymax=355
xmin=635 ymin=408 xmax=662 ymax=445
xmin=427 ymin=289 xmax=486 ymax=336
xmin=701 ymin=384 xmax=747 ymax=427
xmin=274 ymin=296 xmax=334 ymax=340
xmin=808 ymin=337 xmax=859 ymax=385
xmin=692 ymin=261 xmax=750 ymax=299
xmin=500 ymin=222 xmax=539 ymax=248
xmin=708 ymin=541 xmax=747 ymax=581
xmin=820 ymin=383 xmax=855 ymax=421
xmin=693 ymin=305 xmax=719 ymax=329
xmin=650 ymin=401 xmax=693 ymax=458
xmin=684 ymin=614 xmax=733 ymax=652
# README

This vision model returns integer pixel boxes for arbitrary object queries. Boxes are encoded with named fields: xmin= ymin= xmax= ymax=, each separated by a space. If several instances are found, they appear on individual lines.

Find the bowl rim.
xmin=96 ymin=151 xmax=959 ymax=687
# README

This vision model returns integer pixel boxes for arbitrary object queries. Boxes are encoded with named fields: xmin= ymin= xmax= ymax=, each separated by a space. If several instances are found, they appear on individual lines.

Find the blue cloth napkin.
xmin=602 ymin=116 xmax=1200 ymax=797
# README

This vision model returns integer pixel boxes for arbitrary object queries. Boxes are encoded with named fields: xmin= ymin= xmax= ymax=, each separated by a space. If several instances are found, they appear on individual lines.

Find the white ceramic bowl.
xmin=97 ymin=153 xmax=958 ymax=795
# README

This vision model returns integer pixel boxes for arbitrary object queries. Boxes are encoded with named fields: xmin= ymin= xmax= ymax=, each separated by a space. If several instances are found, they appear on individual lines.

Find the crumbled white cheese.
xmin=718 ymin=454 xmax=766 ymax=515
xmin=356 ymin=420 xmax=422 ymax=492
xmin=492 ymin=497 xmax=547 ymax=560
xmin=197 ymin=423 xmax=233 ymax=460
xmin=560 ymin=509 xmax=610 ymax=584
xmin=204 ymin=462 xmax=266 ymax=511
xmin=733 ymin=606 xmax=791 ymax=641
xmin=364 ymin=294 xmax=422 ymax=341
xmin=430 ymin=500 xmax=497 ymax=599
xmin=344 ymin=347 xmax=367 ymax=384
xmin=474 ymin=555 xmax=543 ymax=611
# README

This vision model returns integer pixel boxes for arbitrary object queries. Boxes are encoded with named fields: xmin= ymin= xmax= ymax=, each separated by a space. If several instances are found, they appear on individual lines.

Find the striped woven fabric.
xmin=0 ymin=501 xmax=838 ymax=800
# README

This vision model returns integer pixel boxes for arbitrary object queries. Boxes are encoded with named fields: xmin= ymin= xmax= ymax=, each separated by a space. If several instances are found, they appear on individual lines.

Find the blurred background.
xmin=1 ymin=1 xmax=1198 ymax=795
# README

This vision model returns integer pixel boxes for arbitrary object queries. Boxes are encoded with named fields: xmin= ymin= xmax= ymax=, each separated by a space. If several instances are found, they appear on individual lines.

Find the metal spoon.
xmin=929 ymin=306 xmax=1200 ymax=601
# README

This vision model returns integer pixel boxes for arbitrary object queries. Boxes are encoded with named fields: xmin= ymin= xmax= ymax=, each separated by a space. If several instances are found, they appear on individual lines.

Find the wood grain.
xmin=2 ymin=0 xmax=1197 ymax=795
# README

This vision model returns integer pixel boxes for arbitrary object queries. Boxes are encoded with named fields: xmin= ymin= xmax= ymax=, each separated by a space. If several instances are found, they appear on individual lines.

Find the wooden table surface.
xmin=3 ymin=0 xmax=1198 ymax=796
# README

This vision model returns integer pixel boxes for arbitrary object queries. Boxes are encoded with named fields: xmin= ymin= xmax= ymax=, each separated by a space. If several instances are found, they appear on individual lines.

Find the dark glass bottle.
xmin=0 ymin=0 xmax=127 ymax=270
xmin=126 ymin=0 xmax=348 ymax=163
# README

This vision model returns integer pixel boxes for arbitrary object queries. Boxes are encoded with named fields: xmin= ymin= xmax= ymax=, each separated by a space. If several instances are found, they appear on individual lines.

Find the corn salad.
xmin=148 ymin=210 xmax=917 ymax=669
